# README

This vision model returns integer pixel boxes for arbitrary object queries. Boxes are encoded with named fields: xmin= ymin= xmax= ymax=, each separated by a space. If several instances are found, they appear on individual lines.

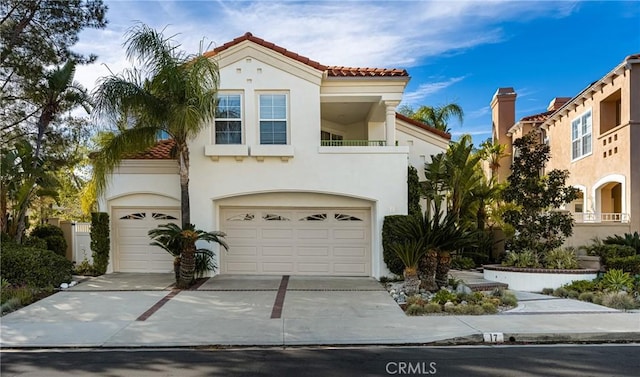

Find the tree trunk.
xmin=419 ymin=249 xmax=438 ymax=292
xmin=178 ymin=142 xmax=190 ymax=228
xmin=403 ymin=268 xmax=420 ymax=296
xmin=436 ymin=251 xmax=452 ymax=289
xmin=178 ymin=240 xmax=195 ymax=289
xmin=173 ymin=256 xmax=181 ymax=284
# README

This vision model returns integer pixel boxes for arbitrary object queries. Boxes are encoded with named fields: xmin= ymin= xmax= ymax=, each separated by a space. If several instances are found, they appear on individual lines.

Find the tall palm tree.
xmin=30 ymin=60 xmax=91 ymax=162
xmin=411 ymin=103 xmax=464 ymax=133
xmin=479 ymin=139 xmax=509 ymax=182
xmin=91 ymin=23 xmax=219 ymax=228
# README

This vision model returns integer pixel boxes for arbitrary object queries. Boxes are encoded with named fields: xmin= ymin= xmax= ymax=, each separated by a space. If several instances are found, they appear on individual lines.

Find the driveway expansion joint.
xmin=136 ymin=289 xmax=181 ymax=321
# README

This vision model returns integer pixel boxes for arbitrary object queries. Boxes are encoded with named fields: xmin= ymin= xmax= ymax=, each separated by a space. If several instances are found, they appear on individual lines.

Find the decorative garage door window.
xmin=152 ymin=213 xmax=178 ymax=220
xmin=299 ymin=213 xmax=327 ymax=221
xmin=227 ymin=213 xmax=255 ymax=221
xmin=263 ymin=213 xmax=290 ymax=221
xmin=335 ymin=213 xmax=363 ymax=221
xmin=119 ymin=212 xmax=146 ymax=220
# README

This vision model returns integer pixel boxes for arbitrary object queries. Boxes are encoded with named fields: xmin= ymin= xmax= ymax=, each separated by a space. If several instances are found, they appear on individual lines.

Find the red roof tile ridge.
xmin=127 ymin=139 xmax=176 ymax=160
xmin=520 ymin=110 xmax=554 ymax=123
xmin=396 ymin=113 xmax=451 ymax=140
xmin=204 ymin=33 xmax=408 ymax=77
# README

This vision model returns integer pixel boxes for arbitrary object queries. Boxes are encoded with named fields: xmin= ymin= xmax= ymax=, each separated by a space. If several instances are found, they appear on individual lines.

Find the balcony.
xmin=573 ymin=212 xmax=630 ymax=223
xmin=320 ymin=140 xmax=386 ymax=147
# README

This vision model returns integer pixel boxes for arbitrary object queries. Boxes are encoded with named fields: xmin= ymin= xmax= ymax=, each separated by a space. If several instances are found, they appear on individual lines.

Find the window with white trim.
xmin=259 ymin=94 xmax=287 ymax=145
xmin=571 ymin=110 xmax=592 ymax=160
xmin=215 ymin=94 xmax=242 ymax=144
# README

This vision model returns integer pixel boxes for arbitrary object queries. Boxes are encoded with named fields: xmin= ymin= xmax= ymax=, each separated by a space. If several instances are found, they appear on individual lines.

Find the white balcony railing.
xmin=320 ymin=140 xmax=386 ymax=147
xmin=573 ymin=212 xmax=630 ymax=223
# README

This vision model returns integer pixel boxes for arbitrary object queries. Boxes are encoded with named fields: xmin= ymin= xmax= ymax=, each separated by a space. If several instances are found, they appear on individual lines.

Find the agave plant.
xmin=389 ymin=240 xmax=425 ymax=296
xmin=149 ymin=223 xmax=228 ymax=288
xmin=600 ymin=269 xmax=634 ymax=292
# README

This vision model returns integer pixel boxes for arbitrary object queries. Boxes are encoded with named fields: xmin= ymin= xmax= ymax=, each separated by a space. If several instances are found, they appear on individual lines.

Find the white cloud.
xmin=402 ymin=76 xmax=467 ymax=105
xmin=69 ymin=0 xmax=579 ymax=93
xmin=468 ymin=106 xmax=491 ymax=119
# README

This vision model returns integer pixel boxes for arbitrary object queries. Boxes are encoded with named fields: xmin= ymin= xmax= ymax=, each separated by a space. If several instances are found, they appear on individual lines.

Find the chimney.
xmin=490 ymin=87 xmax=517 ymax=183
xmin=547 ymin=97 xmax=571 ymax=111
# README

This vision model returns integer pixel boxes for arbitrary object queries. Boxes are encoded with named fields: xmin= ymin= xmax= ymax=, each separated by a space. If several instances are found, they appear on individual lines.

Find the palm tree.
xmin=479 ymin=139 xmax=509 ymax=182
xmin=411 ymin=103 xmax=464 ymax=133
xmin=30 ymin=60 xmax=91 ymax=162
xmin=149 ymin=223 xmax=228 ymax=288
xmin=399 ymin=203 xmax=474 ymax=291
xmin=389 ymin=239 xmax=426 ymax=296
xmin=91 ymin=23 xmax=219 ymax=228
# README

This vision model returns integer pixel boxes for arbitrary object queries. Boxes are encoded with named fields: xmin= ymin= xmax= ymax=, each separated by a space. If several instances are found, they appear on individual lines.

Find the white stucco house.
xmin=99 ymin=33 xmax=450 ymax=278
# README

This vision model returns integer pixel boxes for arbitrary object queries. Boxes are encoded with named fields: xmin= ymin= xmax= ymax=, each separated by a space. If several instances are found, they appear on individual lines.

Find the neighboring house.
xmin=98 ymin=33 xmax=450 ymax=277
xmin=491 ymin=53 xmax=640 ymax=245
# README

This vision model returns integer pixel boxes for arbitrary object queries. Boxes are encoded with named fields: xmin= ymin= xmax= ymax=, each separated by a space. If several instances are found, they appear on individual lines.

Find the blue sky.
xmin=75 ymin=0 xmax=640 ymax=142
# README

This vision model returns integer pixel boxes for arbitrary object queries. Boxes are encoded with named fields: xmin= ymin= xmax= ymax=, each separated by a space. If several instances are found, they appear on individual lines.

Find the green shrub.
xmin=29 ymin=224 xmax=67 ymax=257
xmin=592 ymin=293 xmax=603 ymax=305
xmin=601 ymin=291 xmax=638 ymax=310
xmin=91 ymin=212 xmax=110 ymax=275
xmin=432 ymin=289 xmax=458 ymax=305
xmin=451 ymin=256 xmax=476 ymax=270
xmin=592 ymin=244 xmax=636 ymax=264
xmin=423 ymin=302 xmax=442 ymax=313
xmin=406 ymin=304 xmax=427 ymax=315
xmin=553 ymin=287 xmax=570 ymax=298
xmin=500 ymin=292 xmax=518 ymax=307
xmin=74 ymin=258 xmax=95 ymax=275
xmin=0 ymin=244 xmax=72 ymax=287
xmin=502 ymin=250 xmax=539 ymax=268
xmin=567 ymin=290 xmax=579 ymax=299
xmin=563 ymin=280 xmax=597 ymax=293
xmin=407 ymin=166 xmax=422 ymax=217
xmin=541 ymin=288 xmax=554 ymax=295
xmin=23 ymin=236 xmax=48 ymax=250
xmin=603 ymin=231 xmax=640 ymax=254
xmin=606 ymin=255 xmax=640 ymax=274
xmin=481 ymin=302 xmax=498 ymax=314
xmin=544 ymin=248 xmax=578 ymax=269
xmin=578 ymin=292 xmax=595 ymax=303
xmin=1 ymin=298 xmax=22 ymax=314
xmin=600 ymin=269 xmax=634 ymax=292
xmin=406 ymin=295 xmax=427 ymax=306
xmin=382 ymin=215 xmax=411 ymax=276
xmin=30 ymin=224 xmax=64 ymax=239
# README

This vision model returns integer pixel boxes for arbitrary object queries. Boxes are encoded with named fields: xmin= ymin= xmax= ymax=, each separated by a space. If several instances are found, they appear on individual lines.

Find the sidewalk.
xmin=1 ymin=274 xmax=639 ymax=348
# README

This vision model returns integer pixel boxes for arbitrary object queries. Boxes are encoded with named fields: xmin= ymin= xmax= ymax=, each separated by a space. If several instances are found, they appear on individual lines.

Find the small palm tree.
xmin=149 ymin=223 xmax=228 ymax=288
xmin=389 ymin=240 xmax=426 ymax=295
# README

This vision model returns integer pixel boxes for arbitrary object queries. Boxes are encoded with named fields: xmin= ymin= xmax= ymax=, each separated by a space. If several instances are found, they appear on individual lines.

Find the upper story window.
xmin=600 ymin=89 xmax=622 ymax=135
xmin=571 ymin=109 xmax=592 ymax=160
xmin=156 ymin=130 xmax=171 ymax=140
xmin=259 ymin=94 xmax=287 ymax=145
xmin=215 ymin=94 xmax=242 ymax=144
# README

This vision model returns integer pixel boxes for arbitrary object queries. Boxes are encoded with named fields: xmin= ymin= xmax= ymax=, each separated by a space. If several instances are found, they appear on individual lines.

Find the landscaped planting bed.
xmin=384 ymin=279 xmax=518 ymax=316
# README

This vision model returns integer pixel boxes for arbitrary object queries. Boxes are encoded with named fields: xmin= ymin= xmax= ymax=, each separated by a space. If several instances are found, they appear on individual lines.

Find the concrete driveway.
xmin=3 ymin=273 xmax=637 ymax=348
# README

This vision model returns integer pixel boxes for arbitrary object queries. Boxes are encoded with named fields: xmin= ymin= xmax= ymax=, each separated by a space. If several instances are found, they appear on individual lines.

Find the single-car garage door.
xmin=220 ymin=207 xmax=371 ymax=276
xmin=114 ymin=208 xmax=180 ymax=272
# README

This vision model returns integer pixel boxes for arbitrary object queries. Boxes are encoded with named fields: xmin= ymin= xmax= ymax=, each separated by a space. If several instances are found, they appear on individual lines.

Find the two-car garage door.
xmin=220 ymin=207 xmax=371 ymax=276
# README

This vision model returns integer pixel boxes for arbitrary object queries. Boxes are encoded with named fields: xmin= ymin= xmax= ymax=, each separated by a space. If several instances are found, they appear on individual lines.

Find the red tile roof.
xmin=396 ymin=113 xmax=452 ymax=140
xmin=127 ymin=139 xmax=176 ymax=160
xmin=520 ymin=110 xmax=553 ymax=123
xmin=204 ymin=32 xmax=408 ymax=78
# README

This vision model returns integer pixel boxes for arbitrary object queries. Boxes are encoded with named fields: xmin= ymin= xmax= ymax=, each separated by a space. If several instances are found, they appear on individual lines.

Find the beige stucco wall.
xmin=544 ymin=64 xmax=636 ymax=231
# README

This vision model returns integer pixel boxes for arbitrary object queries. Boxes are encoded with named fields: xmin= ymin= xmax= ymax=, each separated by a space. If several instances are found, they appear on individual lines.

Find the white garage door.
xmin=220 ymin=207 xmax=371 ymax=276
xmin=114 ymin=208 xmax=180 ymax=272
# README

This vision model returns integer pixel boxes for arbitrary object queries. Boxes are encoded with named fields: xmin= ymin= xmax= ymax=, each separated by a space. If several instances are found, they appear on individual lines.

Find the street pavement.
xmin=1 ymin=273 xmax=638 ymax=348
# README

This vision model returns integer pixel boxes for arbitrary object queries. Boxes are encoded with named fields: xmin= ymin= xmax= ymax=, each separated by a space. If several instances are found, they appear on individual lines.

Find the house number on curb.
xmin=483 ymin=332 xmax=504 ymax=343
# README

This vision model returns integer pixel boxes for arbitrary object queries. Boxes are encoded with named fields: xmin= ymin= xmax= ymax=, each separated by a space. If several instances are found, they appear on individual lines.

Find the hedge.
xmin=91 ymin=212 xmax=110 ymax=275
xmin=29 ymin=224 xmax=67 ymax=257
xmin=382 ymin=215 xmax=411 ymax=276
xmin=606 ymin=255 xmax=640 ymax=275
xmin=593 ymin=244 xmax=636 ymax=265
xmin=1 ymin=244 xmax=73 ymax=288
